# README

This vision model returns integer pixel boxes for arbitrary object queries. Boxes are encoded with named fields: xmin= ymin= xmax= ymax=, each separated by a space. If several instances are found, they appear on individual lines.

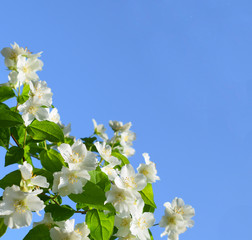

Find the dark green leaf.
xmin=86 ymin=209 xmax=115 ymax=240
xmin=111 ymin=152 xmax=129 ymax=165
xmin=0 ymin=218 xmax=7 ymax=238
xmin=23 ymin=224 xmax=51 ymax=240
xmin=0 ymin=103 xmax=10 ymax=110
xmin=140 ymin=183 xmax=157 ymax=209
xmin=0 ymin=128 xmax=10 ymax=149
xmin=45 ymin=204 xmax=75 ymax=221
xmin=10 ymin=125 xmax=26 ymax=147
xmin=0 ymin=86 xmax=15 ymax=102
xmin=81 ymin=137 xmax=97 ymax=151
xmin=0 ymin=170 xmax=21 ymax=189
xmin=5 ymin=146 xmax=24 ymax=166
xmin=0 ymin=109 xmax=23 ymax=128
xmin=27 ymin=120 xmax=64 ymax=142
xmin=40 ymin=149 xmax=65 ymax=173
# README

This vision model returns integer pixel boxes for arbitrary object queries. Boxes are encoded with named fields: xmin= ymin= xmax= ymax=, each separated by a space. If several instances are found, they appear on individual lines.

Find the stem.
xmin=75 ymin=210 xmax=88 ymax=214
xmin=23 ymin=129 xmax=27 ymax=147
xmin=153 ymin=223 xmax=159 ymax=226
xmin=11 ymin=133 xmax=26 ymax=162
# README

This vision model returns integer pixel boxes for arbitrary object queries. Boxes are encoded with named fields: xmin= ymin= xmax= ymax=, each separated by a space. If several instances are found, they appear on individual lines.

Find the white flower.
xmin=101 ymin=162 xmax=119 ymax=181
xmin=52 ymin=167 xmax=90 ymax=196
xmin=29 ymin=80 xmax=53 ymax=107
xmin=50 ymin=219 xmax=90 ymax=240
xmin=94 ymin=142 xmax=120 ymax=165
xmin=60 ymin=122 xmax=72 ymax=137
xmin=17 ymin=98 xmax=49 ymax=126
xmin=33 ymin=212 xmax=57 ymax=228
xmin=121 ymin=145 xmax=135 ymax=157
xmin=130 ymin=212 xmax=155 ymax=240
xmin=114 ymin=164 xmax=147 ymax=193
xmin=49 ymin=108 xmax=61 ymax=124
xmin=1 ymin=42 xmax=28 ymax=68
xmin=92 ymin=119 xmax=108 ymax=140
xmin=159 ymin=198 xmax=195 ymax=240
xmin=120 ymin=130 xmax=136 ymax=147
xmin=19 ymin=161 xmax=49 ymax=191
xmin=114 ymin=215 xmax=132 ymax=237
xmin=105 ymin=185 xmax=136 ymax=217
xmin=109 ymin=120 xmax=132 ymax=132
xmin=137 ymin=153 xmax=160 ymax=183
xmin=0 ymin=185 xmax=45 ymax=229
xmin=17 ymin=55 xmax=43 ymax=83
xmin=8 ymin=71 xmax=25 ymax=89
xmin=58 ymin=139 xmax=97 ymax=171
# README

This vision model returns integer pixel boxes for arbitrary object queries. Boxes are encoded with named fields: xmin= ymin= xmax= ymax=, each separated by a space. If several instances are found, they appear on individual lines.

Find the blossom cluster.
xmin=0 ymin=43 xmax=195 ymax=240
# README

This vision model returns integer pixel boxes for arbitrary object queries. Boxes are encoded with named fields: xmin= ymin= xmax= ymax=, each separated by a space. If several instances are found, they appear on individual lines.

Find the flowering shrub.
xmin=0 ymin=43 xmax=195 ymax=240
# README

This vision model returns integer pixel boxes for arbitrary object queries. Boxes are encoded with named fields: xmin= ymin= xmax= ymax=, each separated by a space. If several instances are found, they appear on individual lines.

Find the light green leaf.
xmin=0 ymin=218 xmax=7 ymax=238
xmin=0 ymin=128 xmax=10 ymax=149
xmin=86 ymin=209 xmax=115 ymax=240
xmin=5 ymin=146 xmax=24 ymax=166
xmin=23 ymin=224 xmax=51 ymax=240
xmin=17 ymin=84 xmax=30 ymax=104
xmin=89 ymin=168 xmax=111 ymax=192
xmin=69 ymin=181 xmax=114 ymax=212
xmin=40 ymin=149 xmax=65 ymax=173
xmin=0 ymin=170 xmax=21 ymax=189
xmin=0 ymin=86 xmax=15 ymax=102
xmin=27 ymin=120 xmax=64 ymax=142
xmin=0 ymin=109 xmax=23 ymax=128
xmin=140 ymin=183 xmax=157 ymax=209
xmin=111 ymin=152 xmax=129 ymax=165
xmin=45 ymin=204 xmax=75 ymax=221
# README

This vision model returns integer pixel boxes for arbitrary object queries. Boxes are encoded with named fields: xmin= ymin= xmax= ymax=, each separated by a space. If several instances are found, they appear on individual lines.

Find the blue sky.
xmin=0 ymin=0 xmax=252 ymax=239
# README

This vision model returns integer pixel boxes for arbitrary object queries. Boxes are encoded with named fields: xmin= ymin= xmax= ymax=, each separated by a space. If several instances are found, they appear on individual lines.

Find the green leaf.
xmin=27 ymin=120 xmax=64 ymax=142
xmin=81 ymin=137 xmax=97 ymax=151
xmin=86 ymin=209 xmax=115 ymax=240
xmin=0 ymin=103 xmax=10 ymax=110
xmin=23 ymin=224 xmax=51 ymax=240
xmin=0 ymin=218 xmax=7 ymax=238
xmin=111 ymin=152 xmax=129 ymax=165
xmin=0 ymin=170 xmax=21 ymax=189
xmin=0 ymin=109 xmax=23 ymax=128
xmin=45 ymin=204 xmax=75 ymax=221
xmin=0 ymin=128 xmax=10 ymax=149
xmin=17 ymin=84 xmax=30 ymax=104
xmin=10 ymin=125 xmax=26 ymax=147
xmin=89 ymin=168 xmax=111 ymax=192
xmin=0 ymin=86 xmax=15 ymax=102
xmin=5 ymin=146 xmax=24 ymax=166
xmin=40 ymin=149 xmax=65 ymax=173
xmin=140 ymin=183 xmax=157 ymax=209
xmin=69 ymin=181 xmax=114 ymax=212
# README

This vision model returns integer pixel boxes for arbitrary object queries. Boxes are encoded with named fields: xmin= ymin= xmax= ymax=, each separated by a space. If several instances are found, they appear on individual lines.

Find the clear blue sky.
xmin=0 ymin=0 xmax=252 ymax=239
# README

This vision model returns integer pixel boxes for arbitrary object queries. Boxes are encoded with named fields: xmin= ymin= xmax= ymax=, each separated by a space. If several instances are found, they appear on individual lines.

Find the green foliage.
xmin=111 ymin=152 xmax=129 ymax=165
xmin=45 ymin=204 xmax=75 ymax=221
xmin=23 ymin=224 xmax=51 ymax=240
xmin=86 ymin=209 xmax=115 ymax=240
xmin=81 ymin=137 xmax=97 ymax=151
xmin=89 ymin=168 xmax=111 ymax=192
xmin=0 ymin=218 xmax=7 ymax=238
xmin=69 ymin=181 xmax=114 ymax=212
xmin=27 ymin=120 xmax=64 ymax=142
xmin=10 ymin=125 xmax=26 ymax=147
xmin=5 ymin=146 xmax=24 ymax=166
xmin=0 ymin=128 xmax=10 ymax=149
xmin=17 ymin=84 xmax=30 ymax=104
xmin=0 ymin=108 xmax=23 ymax=128
xmin=0 ymin=86 xmax=15 ymax=102
xmin=140 ymin=183 xmax=157 ymax=209
xmin=0 ymin=170 xmax=21 ymax=189
xmin=40 ymin=149 xmax=65 ymax=173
